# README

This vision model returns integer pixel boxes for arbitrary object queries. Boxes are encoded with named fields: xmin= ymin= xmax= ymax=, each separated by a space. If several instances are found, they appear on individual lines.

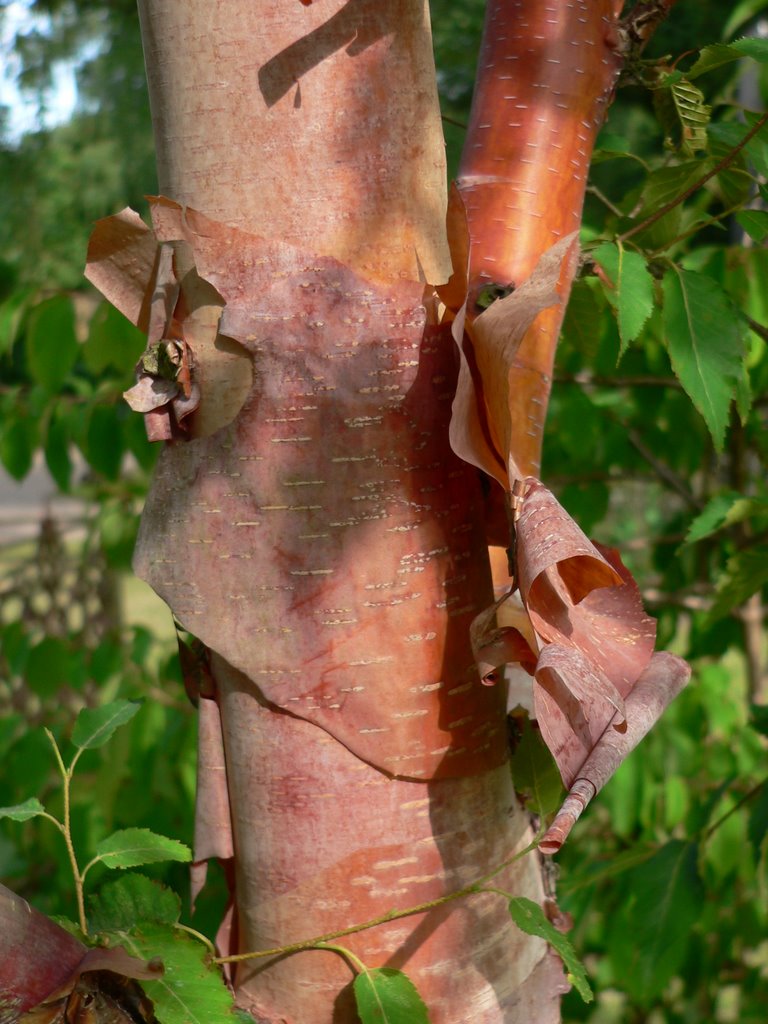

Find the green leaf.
xmin=613 ymin=841 xmax=704 ymax=1002
xmin=507 ymin=897 xmax=592 ymax=1003
xmin=653 ymin=76 xmax=710 ymax=154
xmin=85 ymin=404 xmax=124 ymax=480
xmin=0 ymin=288 xmax=30 ymax=357
xmin=102 ymin=922 xmax=234 ymax=1024
xmin=88 ymin=873 xmax=181 ymax=933
xmin=25 ymin=294 xmax=79 ymax=393
xmin=707 ymin=546 xmax=768 ymax=624
xmin=662 ymin=268 xmax=747 ymax=449
xmin=25 ymin=637 xmax=72 ymax=698
xmin=0 ymin=797 xmax=47 ymax=821
xmin=731 ymin=36 xmax=768 ymax=61
xmin=353 ymin=967 xmax=430 ymax=1024
xmin=723 ymin=1 xmax=768 ymax=39
xmin=592 ymin=241 xmax=654 ymax=355
xmin=94 ymin=828 xmax=192 ymax=870
xmin=709 ymin=118 xmax=768 ymax=178
xmin=736 ymin=209 xmax=768 ymax=243
xmin=83 ymin=301 xmax=146 ymax=375
xmin=509 ymin=717 xmax=564 ymax=822
xmin=748 ymin=783 xmax=768 ymax=864
xmin=72 ymin=699 xmax=143 ymax=750
xmin=633 ymin=161 xmax=706 ymax=248
xmin=0 ymin=415 xmax=34 ymax=480
xmin=684 ymin=492 xmax=768 ymax=544
xmin=44 ymin=404 xmax=72 ymax=491
xmin=687 ymin=43 xmax=742 ymax=79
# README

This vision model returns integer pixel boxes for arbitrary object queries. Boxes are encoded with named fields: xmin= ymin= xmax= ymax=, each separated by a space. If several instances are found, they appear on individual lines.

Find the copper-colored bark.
xmin=452 ymin=0 xmax=621 ymax=481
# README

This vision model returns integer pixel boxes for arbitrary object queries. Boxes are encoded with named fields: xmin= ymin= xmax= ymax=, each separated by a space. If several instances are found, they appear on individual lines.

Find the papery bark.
xmin=120 ymin=0 xmax=562 ymax=1021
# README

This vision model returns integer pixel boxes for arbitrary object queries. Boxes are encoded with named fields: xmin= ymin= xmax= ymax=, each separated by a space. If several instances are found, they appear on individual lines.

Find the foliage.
xmin=1 ymin=1 xmax=768 ymax=1021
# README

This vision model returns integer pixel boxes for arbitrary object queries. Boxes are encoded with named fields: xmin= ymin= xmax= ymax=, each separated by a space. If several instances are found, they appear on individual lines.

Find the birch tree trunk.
xmin=111 ymin=0 xmax=620 ymax=1020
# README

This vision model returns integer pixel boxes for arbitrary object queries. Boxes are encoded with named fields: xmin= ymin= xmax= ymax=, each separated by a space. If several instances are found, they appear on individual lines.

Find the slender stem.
xmin=45 ymin=729 xmax=87 ymax=935
xmin=315 ymin=943 xmax=368 ymax=976
xmin=742 ymin=311 xmax=768 ymax=344
xmin=214 ymin=836 xmax=540 ymax=965
xmin=703 ymin=777 xmax=767 ymax=841
xmin=619 ymin=111 xmax=768 ymax=243
xmin=175 ymin=922 xmax=217 ymax=956
xmin=648 ymin=200 xmax=753 ymax=254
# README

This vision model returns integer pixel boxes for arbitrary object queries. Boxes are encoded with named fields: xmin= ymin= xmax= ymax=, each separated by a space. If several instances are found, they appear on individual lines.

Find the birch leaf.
xmin=507 ymin=897 xmax=592 ymax=1003
xmin=0 ymin=797 xmax=46 ymax=821
xmin=735 ymin=209 xmax=768 ymax=243
xmin=353 ymin=967 xmax=430 ymax=1024
xmin=592 ymin=242 xmax=654 ymax=355
xmin=102 ymin=923 xmax=233 ymax=1024
xmin=94 ymin=829 xmax=191 ymax=870
xmin=72 ymin=699 xmax=142 ymax=750
xmin=662 ymin=268 xmax=747 ymax=450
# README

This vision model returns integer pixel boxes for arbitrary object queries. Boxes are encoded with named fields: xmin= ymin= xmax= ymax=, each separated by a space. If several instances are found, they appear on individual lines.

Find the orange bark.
xmin=454 ymin=0 xmax=621 ymax=482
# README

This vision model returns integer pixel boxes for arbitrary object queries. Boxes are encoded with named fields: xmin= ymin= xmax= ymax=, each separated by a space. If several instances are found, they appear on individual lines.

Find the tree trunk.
xmin=116 ymin=0 xmax=620 ymax=1019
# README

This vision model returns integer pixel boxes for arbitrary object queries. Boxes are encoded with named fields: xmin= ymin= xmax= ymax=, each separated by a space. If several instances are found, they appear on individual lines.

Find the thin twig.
xmin=703 ymin=777 xmax=767 ymax=841
xmin=619 ymin=111 xmax=768 ymax=243
xmin=214 ymin=836 xmax=540 ymax=965
xmin=742 ymin=311 xmax=768 ymax=344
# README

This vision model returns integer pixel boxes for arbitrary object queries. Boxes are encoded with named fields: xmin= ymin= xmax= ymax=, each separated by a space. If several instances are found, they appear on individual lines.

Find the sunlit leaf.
xmin=684 ymin=492 xmax=768 ymax=544
xmin=94 ymin=828 xmax=191 ymax=870
xmin=0 ymin=798 xmax=46 ymax=821
xmin=592 ymin=241 xmax=654 ymax=355
xmin=353 ymin=967 xmax=430 ymax=1024
xmin=72 ymin=699 xmax=143 ymax=750
xmin=507 ymin=897 xmax=592 ymax=1002
xmin=100 ymin=922 xmax=233 ymax=1024
xmin=88 ymin=873 xmax=180 ymax=934
xmin=662 ymin=268 xmax=747 ymax=449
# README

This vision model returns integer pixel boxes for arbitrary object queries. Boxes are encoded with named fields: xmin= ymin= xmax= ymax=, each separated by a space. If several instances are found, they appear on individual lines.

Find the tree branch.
xmin=619 ymin=111 xmax=768 ymax=243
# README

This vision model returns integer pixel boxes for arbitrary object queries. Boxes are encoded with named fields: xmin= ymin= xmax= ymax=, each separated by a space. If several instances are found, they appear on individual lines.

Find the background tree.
xmin=1 ymin=1 xmax=768 ymax=1022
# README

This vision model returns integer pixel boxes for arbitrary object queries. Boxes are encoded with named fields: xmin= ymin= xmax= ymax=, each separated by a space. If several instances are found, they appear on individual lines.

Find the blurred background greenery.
xmin=1 ymin=1 xmax=767 ymax=1020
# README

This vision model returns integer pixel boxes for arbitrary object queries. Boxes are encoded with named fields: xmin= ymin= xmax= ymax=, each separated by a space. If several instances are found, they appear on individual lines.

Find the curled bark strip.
xmin=540 ymin=652 xmax=691 ymax=853
xmin=517 ymin=481 xmax=656 ymax=699
xmin=191 ymin=693 xmax=235 ymax=910
xmin=534 ymin=644 xmax=626 ymax=790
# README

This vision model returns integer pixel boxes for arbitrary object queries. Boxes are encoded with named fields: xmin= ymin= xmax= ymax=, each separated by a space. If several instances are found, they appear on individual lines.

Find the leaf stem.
xmin=174 ymin=922 xmax=217 ymax=956
xmin=619 ymin=111 xmax=768 ymax=243
xmin=44 ymin=728 xmax=88 ymax=936
xmin=214 ymin=837 xmax=540 ymax=965
xmin=315 ymin=943 xmax=368 ymax=976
